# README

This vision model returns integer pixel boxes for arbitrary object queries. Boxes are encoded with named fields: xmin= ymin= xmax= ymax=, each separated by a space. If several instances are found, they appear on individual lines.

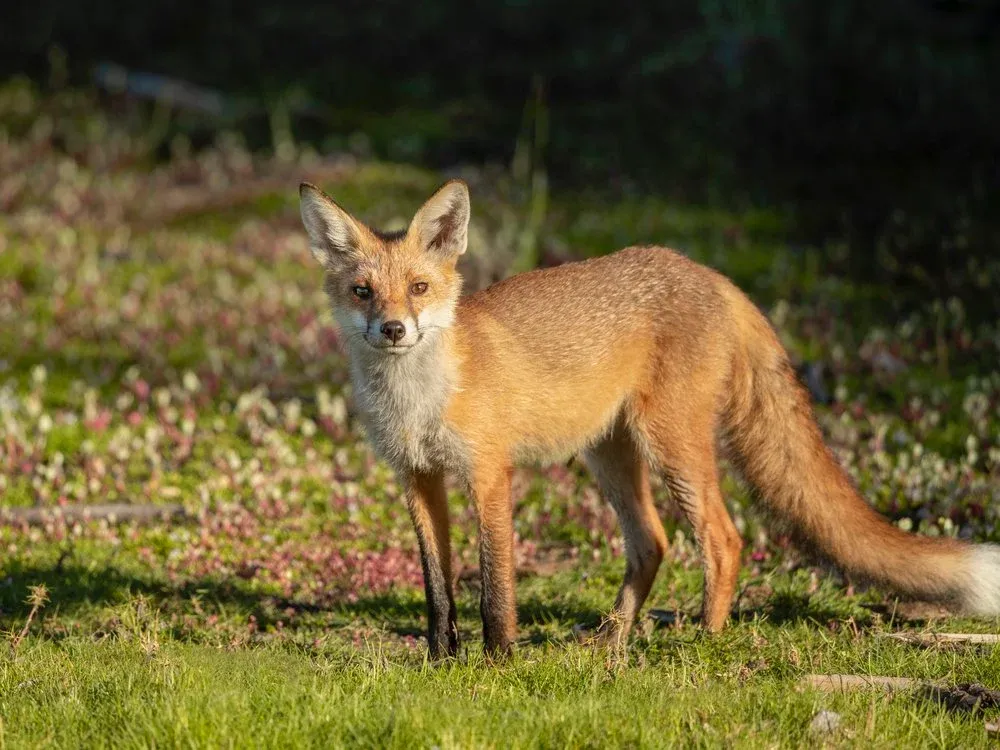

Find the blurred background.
xmin=3 ymin=0 xmax=999 ymax=305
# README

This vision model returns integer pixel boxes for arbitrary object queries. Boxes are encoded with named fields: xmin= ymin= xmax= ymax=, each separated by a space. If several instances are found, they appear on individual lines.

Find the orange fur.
xmin=299 ymin=180 xmax=1000 ymax=658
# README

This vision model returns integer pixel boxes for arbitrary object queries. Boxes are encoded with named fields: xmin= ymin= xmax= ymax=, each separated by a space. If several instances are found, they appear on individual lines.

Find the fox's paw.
xmin=574 ymin=617 xmax=631 ymax=658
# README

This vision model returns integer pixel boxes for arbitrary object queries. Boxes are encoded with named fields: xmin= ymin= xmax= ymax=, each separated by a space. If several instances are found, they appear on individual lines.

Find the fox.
xmin=298 ymin=178 xmax=1000 ymax=658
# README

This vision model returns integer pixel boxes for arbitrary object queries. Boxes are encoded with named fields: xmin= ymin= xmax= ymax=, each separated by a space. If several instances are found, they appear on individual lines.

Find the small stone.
xmin=810 ymin=710 xmax=841 ymax=734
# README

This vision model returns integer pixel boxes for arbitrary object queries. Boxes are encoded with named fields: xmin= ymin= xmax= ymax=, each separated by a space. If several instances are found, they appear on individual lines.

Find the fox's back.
xmin=459 ymin=246 xmax=733 ymax=363
xmin=448 ymin=247 xmax=741 ymax=461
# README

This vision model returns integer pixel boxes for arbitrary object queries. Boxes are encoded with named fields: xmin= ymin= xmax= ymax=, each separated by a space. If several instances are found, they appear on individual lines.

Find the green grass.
xmin=0 ymin=641 xmax=991 ymax=749
xmin=2 ymin=543 xmax=1000 ymax=747
xmin=4 ymin=561 xmax=1000 ymax=750
xmin=2 ymin=578 xmax=999 ymax=749
xmin=1 ymin=82 xmax=999 ymax=748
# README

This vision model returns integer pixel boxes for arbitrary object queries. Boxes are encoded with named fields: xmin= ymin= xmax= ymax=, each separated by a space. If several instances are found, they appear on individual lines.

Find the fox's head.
xmin=298 ymin=180 xmax=469 ymax=356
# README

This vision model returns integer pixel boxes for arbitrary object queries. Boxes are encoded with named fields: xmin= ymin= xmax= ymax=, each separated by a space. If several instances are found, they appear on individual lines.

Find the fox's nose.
xmin=380 ymin=320 xmax=406 ymax=344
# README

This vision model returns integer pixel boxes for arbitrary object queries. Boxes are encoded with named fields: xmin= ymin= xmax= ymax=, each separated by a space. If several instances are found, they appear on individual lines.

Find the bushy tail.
xmin=722 ymin=293 xmax=1000 ymax=615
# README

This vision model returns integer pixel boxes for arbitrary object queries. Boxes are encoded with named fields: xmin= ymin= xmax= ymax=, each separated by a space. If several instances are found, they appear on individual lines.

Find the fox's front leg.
xmin=471 ymin=462 xmax=517 ymax=656
xmin=404 ymin=470 xmax=458 ymax=658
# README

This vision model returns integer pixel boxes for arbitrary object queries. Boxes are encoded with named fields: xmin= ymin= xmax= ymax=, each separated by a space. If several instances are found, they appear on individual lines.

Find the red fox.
xmin=298 ymin=179 xmax=1000 ymax=657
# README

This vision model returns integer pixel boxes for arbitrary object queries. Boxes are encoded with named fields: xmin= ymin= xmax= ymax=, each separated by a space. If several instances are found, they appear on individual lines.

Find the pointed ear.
xmin=410 ymin=179 xmax=470 ymax=258
xmin=298 ymin=183 xmax=364 ymax=267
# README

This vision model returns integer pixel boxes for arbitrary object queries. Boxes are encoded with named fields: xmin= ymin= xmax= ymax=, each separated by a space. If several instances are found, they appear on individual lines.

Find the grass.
xmin=4 ymin=632 xmax=999 ymax=749
xmin=1 ymin=81 xmax=999 ymax=748
xmin=3 ymin=560 xmax=1000 ymax=749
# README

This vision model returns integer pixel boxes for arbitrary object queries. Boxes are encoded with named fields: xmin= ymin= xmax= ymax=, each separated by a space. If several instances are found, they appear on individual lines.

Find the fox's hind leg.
xmin=636 ymin=404 xmax=743 ymax=632
xmin=584 ymin=420 xmax=669 ymax=649
xmin=671 ymin=461 xmax=742 ymax=631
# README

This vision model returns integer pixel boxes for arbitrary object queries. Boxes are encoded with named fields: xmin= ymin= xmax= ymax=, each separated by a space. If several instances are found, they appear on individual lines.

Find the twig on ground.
xmin=803 ymin=674 xmax=920 ymax=692
xmin=0 ymin=503 xmax=188 ymax=526
xmin=802 ymin=674 xmax=1000 ymax=713
xmin=881 ymin=632 xmax=1000 ymax=647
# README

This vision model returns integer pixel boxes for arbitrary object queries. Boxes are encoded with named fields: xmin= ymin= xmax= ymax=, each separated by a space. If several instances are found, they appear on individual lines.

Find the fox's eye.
xmin=410 ymin=282 xmax=428 ymax=296
xmin=352 ymin=285 xmax=371 ymax=300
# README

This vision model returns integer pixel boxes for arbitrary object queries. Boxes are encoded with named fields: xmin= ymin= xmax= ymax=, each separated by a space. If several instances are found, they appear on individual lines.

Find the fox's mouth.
xmin=362 ymin=339 xmax=416 ymax=355
xmin=359 ymin=328 xmax=437 ymax=354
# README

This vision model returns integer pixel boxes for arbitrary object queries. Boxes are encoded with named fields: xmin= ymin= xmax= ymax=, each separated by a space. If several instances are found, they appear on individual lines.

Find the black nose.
xmin=380 ymin=320 xmax=406 ymax=344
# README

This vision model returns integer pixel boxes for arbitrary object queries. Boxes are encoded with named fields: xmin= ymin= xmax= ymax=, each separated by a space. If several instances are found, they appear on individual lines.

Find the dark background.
xmin=3 ymin=0 xmax=999 ymax=308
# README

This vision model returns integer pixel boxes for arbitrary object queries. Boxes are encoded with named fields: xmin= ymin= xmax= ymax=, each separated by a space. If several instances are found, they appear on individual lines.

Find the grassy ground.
xmin=1 ymin=82 xmax=1000 ymax=748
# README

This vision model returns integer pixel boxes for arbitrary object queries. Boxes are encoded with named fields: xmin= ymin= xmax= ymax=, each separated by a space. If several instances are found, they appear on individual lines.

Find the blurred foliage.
xmin=2 ymin=0 xmax=999 ymax=309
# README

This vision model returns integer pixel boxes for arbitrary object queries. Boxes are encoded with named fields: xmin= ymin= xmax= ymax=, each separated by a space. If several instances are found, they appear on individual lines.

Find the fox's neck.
xmin=347 ymin=331 xmax=460 ymax=472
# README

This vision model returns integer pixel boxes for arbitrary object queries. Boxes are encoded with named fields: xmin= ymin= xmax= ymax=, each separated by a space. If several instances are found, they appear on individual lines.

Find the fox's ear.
xmin=410 ymin=179 xmax=470 ymax=258
xmin=299 ymin=183 xmax=364 ymax=267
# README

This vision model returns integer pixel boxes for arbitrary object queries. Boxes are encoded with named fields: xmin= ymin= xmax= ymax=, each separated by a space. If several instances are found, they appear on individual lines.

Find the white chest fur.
xmin=349 ymin=341 xmax=466 ymax=475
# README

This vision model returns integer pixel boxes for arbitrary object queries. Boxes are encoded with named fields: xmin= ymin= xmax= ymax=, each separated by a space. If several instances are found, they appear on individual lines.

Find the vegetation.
xmin=1 ymin=81 xmax=999 ymax=747
xmin=6 ymin=1 xmax=1000 ymax=298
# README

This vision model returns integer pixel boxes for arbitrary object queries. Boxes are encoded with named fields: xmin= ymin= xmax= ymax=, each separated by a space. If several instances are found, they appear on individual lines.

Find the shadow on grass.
xmin=0 ymin=558 xmax=894 ymax=650
xmin=0 ymin=559 xmax=426 ymax=637
xmin=733 ymin=590 xmax=859 ymax=628
xmin=0 ymin=559 xmax=604 ymax=639
xmin=0 ymin=558 xmax=163 ymax=622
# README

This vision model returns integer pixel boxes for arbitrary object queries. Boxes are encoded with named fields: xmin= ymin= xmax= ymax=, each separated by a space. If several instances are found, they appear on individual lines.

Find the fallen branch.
xmin=803 ymin=674 xmax=920 ymax=692
xmin=802 ymin=674 xmax=1000 ymax=713
xmin=882 ymin=632 xmax=1000 ymax=647
xmin=0 ymin=503 xmax=188 ymax=526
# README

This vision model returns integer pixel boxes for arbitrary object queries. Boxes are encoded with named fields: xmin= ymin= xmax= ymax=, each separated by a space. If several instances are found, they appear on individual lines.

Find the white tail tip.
xmin=963 ymin=545 xmax=1000 ymax=616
